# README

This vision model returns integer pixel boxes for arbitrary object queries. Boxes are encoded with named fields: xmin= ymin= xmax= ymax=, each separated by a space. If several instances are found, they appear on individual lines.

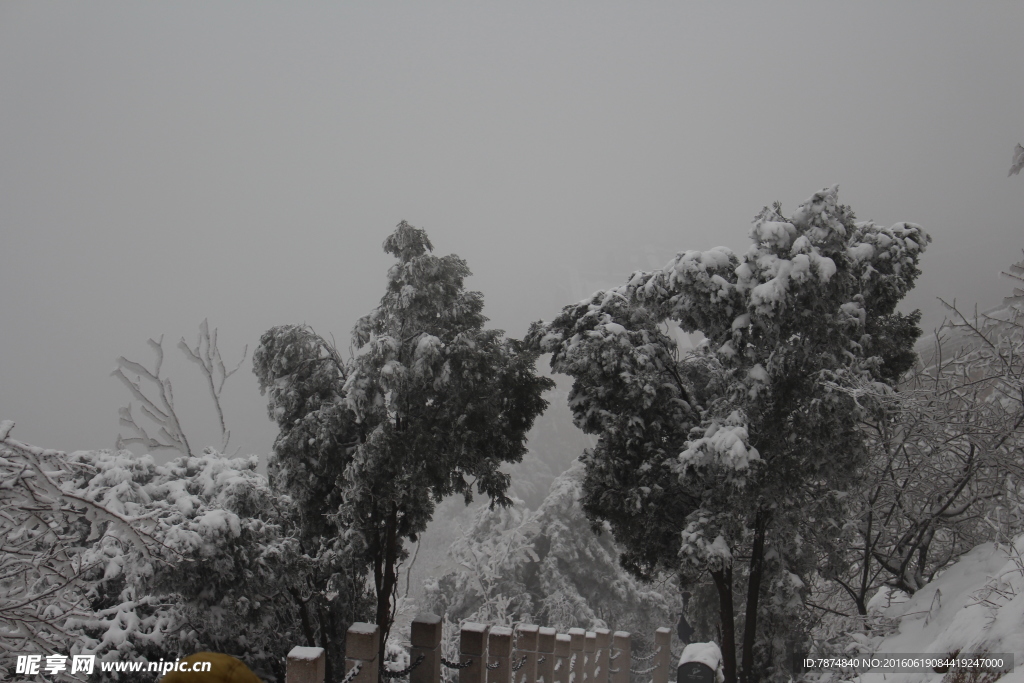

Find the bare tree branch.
xmin=178 ymin=318 xmax=248 ymax=452
xmin=112 ymin=335 xmax=192 ymax=456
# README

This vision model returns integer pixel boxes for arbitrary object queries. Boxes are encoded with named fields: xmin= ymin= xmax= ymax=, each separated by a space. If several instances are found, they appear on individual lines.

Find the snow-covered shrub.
xmin=817 ymin=257 xmax=1024 ymax=629
xmin=0 ymin=421 xmax=163 ymax=681
xmin=65 ymin=447 xmax=320 ymax=682
xmin=0 ymin=421 xmax=331 ymax=683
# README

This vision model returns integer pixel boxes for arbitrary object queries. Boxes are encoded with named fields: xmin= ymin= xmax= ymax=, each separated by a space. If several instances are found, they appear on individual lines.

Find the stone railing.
xmin=286 ymin=615 xmax=674 ymax=683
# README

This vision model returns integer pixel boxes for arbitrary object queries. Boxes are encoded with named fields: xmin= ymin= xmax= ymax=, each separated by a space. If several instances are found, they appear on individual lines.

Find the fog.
xmin=2 ymin=2 xmax=1021 ymax=456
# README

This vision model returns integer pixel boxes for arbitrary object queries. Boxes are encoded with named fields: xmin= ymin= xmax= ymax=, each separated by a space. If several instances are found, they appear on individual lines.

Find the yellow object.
xmin=159 ymin=652 xmax=263 ymax=683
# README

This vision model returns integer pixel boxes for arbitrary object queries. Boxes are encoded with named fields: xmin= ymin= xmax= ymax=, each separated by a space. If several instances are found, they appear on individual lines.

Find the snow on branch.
xmin=177 ymin=318 xmax=247 ymax=453
xmin=112 ymin=335 xmax=192 ymax=457
xmin=819 ymin=289 xmax=1024 ymax=602
xmin=113 ymin=321 xmax=246 ymax=456
xmin=1001 ymin=250 xmax=1024 ymax=305
xmin=0 ymin=422 xmax=164 ymax=668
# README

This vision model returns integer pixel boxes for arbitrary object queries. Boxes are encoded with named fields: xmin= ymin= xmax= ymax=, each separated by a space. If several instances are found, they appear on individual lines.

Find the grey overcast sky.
xmin=1 ymin=2 xmax=1022 ymax=456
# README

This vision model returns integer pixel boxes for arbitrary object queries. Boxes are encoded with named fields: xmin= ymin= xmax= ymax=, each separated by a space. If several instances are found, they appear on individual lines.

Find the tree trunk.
xmin=740 ymin=511 xmax=769 ymax=683
xmin=319 ymin=602 xmax=334 ymax=683
xmin=376 ymin=502 xmax=400 ymax=674
xmin=712 ymin=567 xmax=737 ymax=683
xmin=290 ymin=587 xmax=316 ymax=647
xmin=856 ymin=509 xmax=874 ymax=617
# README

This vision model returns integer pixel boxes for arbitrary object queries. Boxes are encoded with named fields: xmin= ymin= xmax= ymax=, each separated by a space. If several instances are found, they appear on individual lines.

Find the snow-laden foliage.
xmin=0 ymin=421 xmax=161 ymax=680
xmin=64 ymin=448 xmax=317 ymax=683
xmin=424 ymin=463 xmax=680 ymax=647
xmin=529 ymin=186 xmax=929 ymax=683
xmin=1 ymin=423 xmax=317 ymax=683
xmin=253 ymin=221 xmax=554 ymax=670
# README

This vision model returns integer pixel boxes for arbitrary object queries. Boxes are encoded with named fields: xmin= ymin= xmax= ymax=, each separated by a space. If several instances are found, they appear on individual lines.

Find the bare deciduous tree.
xmin=177 ymin=319 xmax=247 ymax=453
xmin=817 ymin=266 xmax=1024 ymax=627
xmin=113 ymin=320 xmax=246 ymax=456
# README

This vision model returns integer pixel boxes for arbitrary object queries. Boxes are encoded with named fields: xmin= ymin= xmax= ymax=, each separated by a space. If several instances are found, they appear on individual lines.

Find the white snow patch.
xmin=856 ymin=538 xmax=1024 ymax=683
xmin=679 ymin=642 xmax=725 ymax=683
xmin=679 ymin=412 xmax=760 ymax=472
xmin=708 ymin=536 xmax=732 ymax=562
xmin=289 ymin=646 xmax=325 ymax=661
xmin=848 ymin=243 xmax=876 ymax=263
xmin=195 ymin=509 xmax=241 ymax=538
xmin=747 ymin=364 xmax=769 ymax=383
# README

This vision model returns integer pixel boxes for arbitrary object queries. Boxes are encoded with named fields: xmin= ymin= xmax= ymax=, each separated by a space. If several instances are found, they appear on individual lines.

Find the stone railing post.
xmin=553 ymin=634 xmax=571 ymax=683
xmin=652 ymin=627 xmax=672 ymax=683
xmin=609 ymin=632 xmax=630 ymax=683
xmin=487 ymin=626 xmax=513 ymax=683
xmin=287 ymin=646 xmax=325 ymax=683
xmin=592 ymin=630 xmax=610 ymax=683
xmin=346 ymin=623 xmax=380 ymax=683
xmin=515 ymin=624 xmax=539 ymax=683
xmin=411 ymin=613 xmax=442 ymax=683
xmin=584 ymin=632 xmax=596 ymax=683
xmin=537 ymin=627 xmax=556 ymax=683
xmin=461 ymin=622 xmax=490 ymax=683
xmin=567 ymin=629 xmax=585 ymax=683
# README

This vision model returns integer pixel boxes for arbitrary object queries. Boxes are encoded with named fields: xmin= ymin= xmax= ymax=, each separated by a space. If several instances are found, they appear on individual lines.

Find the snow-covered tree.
xmin=819 ymin=269 xmax=1024 ymax=619
xmin=529 ymin=186 xmax=929 ymax=683
xmin=253 ymin=221 xmax=554 ymax=671
xmin=4 ymin=311 xmax=323 ymax=683
xmin=112 ymin=320 xmax=246 ymax=457
xmin=65 ymin=448 xmax=322 ymax=683
xmin=0 ymin=431 xmax=319 ymax=683
xmin=424 ymin=463 xmax=680 ymax=645
xmin=0 ymin=421 xmax=162 ymax=680
xmin=249 ymin=323 xmax=374 ymax=683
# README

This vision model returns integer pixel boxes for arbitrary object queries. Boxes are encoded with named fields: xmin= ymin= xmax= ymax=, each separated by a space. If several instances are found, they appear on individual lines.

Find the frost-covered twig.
xmin=178 ymin=318 xmax=247 ymax=453
xmin=817 ymin=275 xmax=1024 ymax=616
xmin=113 ymin=336 xmax=193 ymax=456
xmin=114 ymin=321 xmax=247 ymax=456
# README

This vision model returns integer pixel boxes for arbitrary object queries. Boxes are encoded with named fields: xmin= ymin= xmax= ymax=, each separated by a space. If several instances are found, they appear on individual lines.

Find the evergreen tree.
xmin=529 ymin=186 xmax=929 ymax=683
xmin=254 ymin=222 xmax=553 ymax=672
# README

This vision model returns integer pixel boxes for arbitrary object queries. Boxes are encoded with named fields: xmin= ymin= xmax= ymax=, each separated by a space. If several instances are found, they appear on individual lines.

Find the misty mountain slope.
xmin=421 ymin=461 xmax=681 ymax=645
xmin=504 ymin=375 xmax=596 ymax=510
xmin=400 ymin=375 xmax=593 ymax=606
xmin=849 ymin=536 xmax=1024 ymax=683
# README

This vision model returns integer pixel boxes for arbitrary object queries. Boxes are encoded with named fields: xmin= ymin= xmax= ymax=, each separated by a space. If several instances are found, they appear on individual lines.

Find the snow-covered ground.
xmin=854 ymin=535 xmax=1024 ymax=683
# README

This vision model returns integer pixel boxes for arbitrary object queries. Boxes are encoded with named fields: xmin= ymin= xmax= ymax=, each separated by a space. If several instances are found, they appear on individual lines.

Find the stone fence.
xmin=286 ymin=615 xmax=674 ymax=683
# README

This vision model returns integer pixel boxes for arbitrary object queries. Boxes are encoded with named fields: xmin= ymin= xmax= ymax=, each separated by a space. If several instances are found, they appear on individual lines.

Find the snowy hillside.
xmin=851 ymin=535 xmax=1024 ymax=683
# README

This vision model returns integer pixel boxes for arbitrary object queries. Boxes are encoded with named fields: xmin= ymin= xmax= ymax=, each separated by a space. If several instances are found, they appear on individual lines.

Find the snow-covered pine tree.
xmin=253 ymin=221 xmax=554 ymax=673
xmin=529 ymin=186 xmax=929 ymax=683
